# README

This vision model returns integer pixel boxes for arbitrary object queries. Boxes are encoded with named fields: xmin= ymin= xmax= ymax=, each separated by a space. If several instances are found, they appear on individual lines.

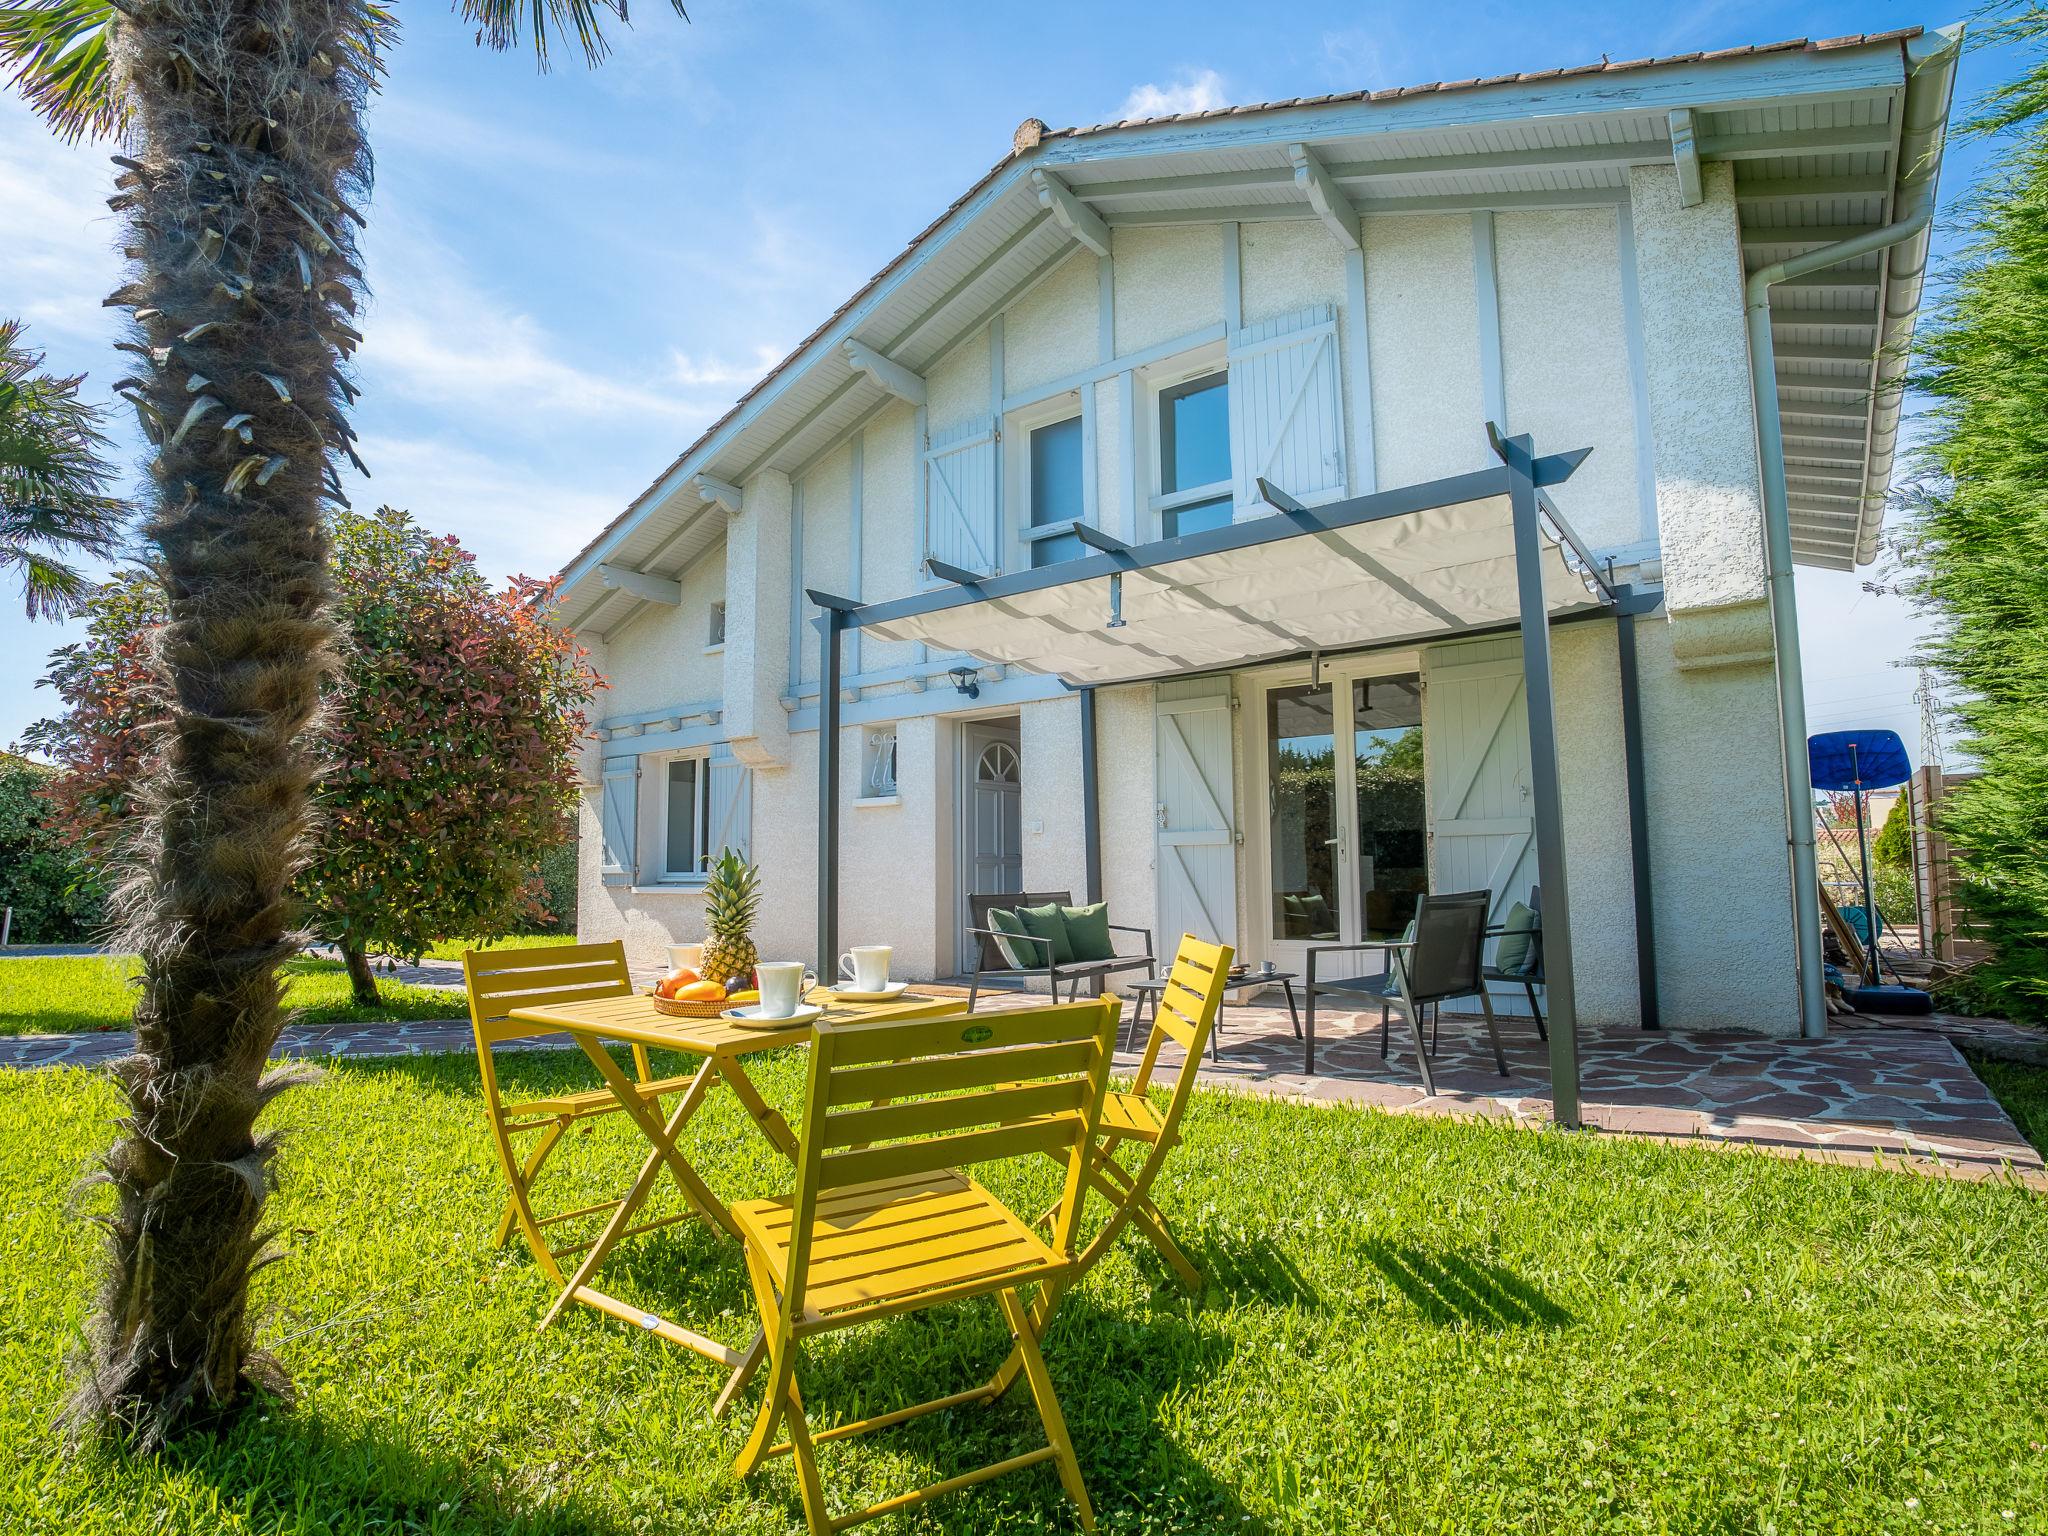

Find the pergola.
xmin=807 ymin=428 xmax=1663 ymax=1127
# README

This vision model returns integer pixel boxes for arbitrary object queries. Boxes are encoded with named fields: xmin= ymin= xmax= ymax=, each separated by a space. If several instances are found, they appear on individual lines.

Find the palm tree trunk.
xmin=71 ymin=0 xmax=377 ymax=1444
xmin=339 ymin=941 xmax=380 ymax=1007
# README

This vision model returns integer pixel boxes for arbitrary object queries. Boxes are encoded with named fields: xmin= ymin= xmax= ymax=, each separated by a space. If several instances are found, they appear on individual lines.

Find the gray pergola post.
xmin=815 ymin=604 xmax=847 ymax=979
xmin=1079 ymin=686 xmax=1102 ymax=904
xmin=1615 ymin=598 xmax=1662 ymax=1031
xmin=1501 ymin=431 xmax=1583 ymax=1128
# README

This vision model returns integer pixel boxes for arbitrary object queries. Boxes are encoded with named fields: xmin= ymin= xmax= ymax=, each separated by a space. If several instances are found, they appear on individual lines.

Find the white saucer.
xmin=826 ymin=980 xmax=910 ymax=1002
xmin=721 ymin=1003 xmax=824 ymax=1028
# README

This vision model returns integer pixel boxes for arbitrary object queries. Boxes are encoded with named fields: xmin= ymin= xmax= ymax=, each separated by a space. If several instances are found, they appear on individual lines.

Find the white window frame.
xmin=1005 ymin=391 xmax=1088 ymax=572
xmin=657 ymin=751 xmax=713 ymax=883
xmin=1141 ymin=343 xmax=1231 ymax=540
xmin=706 ymin=601 xmax=726 ymax=653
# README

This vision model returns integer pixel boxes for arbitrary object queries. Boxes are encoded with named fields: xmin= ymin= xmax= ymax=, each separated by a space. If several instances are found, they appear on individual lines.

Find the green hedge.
xmin=0 ymin=757 xmax=104 ymax=944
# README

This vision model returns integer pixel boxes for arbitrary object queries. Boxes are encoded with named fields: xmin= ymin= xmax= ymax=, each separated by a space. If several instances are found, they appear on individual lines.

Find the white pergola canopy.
xmin=864 ymin=491 xmax=1606 ymax=687
xmin=813 ymin=433 xmax=1664 ymax=1132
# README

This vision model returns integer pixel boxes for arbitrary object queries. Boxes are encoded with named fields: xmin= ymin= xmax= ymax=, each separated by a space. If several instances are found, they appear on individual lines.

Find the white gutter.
xmin=1744 ymin=25 xmax=1961 ymax=1038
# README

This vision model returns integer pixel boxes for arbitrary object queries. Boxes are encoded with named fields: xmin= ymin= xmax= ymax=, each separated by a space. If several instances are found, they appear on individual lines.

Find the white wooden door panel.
xmin=1425 ymin=647 xmax=1536 ymax=1011
xmin=1156 ymin=687 xmax=1236 ymax=949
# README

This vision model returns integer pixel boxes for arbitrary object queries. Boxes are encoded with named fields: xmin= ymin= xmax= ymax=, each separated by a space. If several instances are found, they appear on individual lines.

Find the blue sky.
xmin=0 ymin=1 xmax=2019 ymax=760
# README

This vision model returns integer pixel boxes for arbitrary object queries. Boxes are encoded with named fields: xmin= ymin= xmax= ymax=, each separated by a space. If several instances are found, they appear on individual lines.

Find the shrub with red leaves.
xmin=30 ymin=506 xmax=603 ymax=1002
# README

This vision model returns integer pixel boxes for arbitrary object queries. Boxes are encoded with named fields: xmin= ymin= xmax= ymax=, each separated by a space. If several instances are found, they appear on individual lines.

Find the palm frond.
xmin=0 ymin=0 xmax=120 ymax=143
xmin=0 ymin=546 xmax=91 ymax=620
xmin=455 ymin=0 xmax=687 ymax=71
xmin=0 ymin=319 xmax=125 ymax=620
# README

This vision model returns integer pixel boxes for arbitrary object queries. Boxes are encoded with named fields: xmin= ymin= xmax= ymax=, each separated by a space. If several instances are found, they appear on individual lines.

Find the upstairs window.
xmin=707 ymin=601 xmax=726 ymax=649
xmin=1024 ymin=413 xmax=1086 ymax=568
xmin=1157 ymin=371 xmax=1232 ymax=539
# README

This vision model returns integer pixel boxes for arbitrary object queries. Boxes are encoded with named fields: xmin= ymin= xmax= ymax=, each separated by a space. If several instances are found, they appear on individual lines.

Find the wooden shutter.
xmin=1155 ymin=683 xmax=1237 ymax=948
xmin=924 ymin=415 xmax=999 ymax=575
xmin=1227 ymin=304 xmax=1346 ymax=516
xmin=599 ymin=761 xmax=639 ymax=885
xmin=1423 ymin=644 xmax=1536 ymax=1014
xmin=705 ymin=747 xmax=752 ymax=863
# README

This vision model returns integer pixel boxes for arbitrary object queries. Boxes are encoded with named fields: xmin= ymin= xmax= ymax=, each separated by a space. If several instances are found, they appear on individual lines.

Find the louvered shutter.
xmin=599 ymin=761 xmax=638 ymax=885
xmin=705 ymin=747 xmax=752 ymax=863
xmin=1227 ymin=304 xmax=1346 ymax=516
xmin=924 ymin=415 xmax=999 ymax=575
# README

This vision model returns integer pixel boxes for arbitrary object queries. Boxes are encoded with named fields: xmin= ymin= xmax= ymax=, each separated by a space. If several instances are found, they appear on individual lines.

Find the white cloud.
xmin=1117 ymin=68 xmax=1229 ymax=121
xmin=669 ymin=344 xmax=786 ymax=389
xmin=355 ymin=219 xmax=710 ymax=431
xmin=0 ymin=101 xmax=124 ymax=348
xmin=349 ymin=433 xmax=629 ymax=582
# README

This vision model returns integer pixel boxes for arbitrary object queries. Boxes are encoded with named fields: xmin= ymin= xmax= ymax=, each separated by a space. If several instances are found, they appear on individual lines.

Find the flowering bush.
xmin=30 ymin=507 xmax=602 ymax=999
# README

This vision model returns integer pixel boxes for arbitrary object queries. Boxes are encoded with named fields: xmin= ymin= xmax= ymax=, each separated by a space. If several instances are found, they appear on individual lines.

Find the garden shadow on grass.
xmin=141 ymin=1392 xmax=638 ymax=1536
xmin=1360 ymin=1241 xmax=1572 ymax=1331
xmin=1190 ymin=1227 xmax=1318 ymax=1308
xmin=736 ymin=1286 xmax=1276 ymax=1534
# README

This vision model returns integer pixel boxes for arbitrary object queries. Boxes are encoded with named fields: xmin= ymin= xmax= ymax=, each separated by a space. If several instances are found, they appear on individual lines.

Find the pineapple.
xmin=700 ymin=848 xmax=762 ymax=989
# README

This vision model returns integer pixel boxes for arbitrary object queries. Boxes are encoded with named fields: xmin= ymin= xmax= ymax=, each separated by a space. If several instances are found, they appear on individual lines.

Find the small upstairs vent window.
xmin=861 ymin=726 xmax=898 ymax=800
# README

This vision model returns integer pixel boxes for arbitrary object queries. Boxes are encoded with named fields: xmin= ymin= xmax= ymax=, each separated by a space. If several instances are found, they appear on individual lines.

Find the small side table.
xmin=1123 ymin=969 xmax=1302 ymax=1058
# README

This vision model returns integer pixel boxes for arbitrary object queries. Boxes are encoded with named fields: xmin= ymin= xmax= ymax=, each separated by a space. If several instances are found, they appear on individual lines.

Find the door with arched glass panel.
xmin=957 ymin=722 xmax=1022 ymax=971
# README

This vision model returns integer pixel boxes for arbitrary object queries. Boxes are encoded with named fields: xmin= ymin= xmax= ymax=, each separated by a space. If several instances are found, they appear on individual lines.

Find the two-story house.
xmin=550 ymin=25 xmax=1958 ymax=1041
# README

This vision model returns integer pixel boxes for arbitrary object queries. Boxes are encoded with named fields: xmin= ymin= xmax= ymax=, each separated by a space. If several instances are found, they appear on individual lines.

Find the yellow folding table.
xmin=502 ymin=987 xmax=960 ymax=1412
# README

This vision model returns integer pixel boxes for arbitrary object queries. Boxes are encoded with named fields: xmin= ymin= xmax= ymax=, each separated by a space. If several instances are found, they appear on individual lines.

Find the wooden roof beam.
xmin=698 ymin=476 xmax=743 ymax=515
xmin=841 ymin=338 xmax=926 ymax=405
xmin=597 ymin=564 xmax=682 ymax=604
xmin=1288 ymin=143 xmax=1361 ymax=251
xmin=1031 ymin=169 xmax=1112 ymax=257
xmin=1669 ymin=108 xmax=1704 ymax=207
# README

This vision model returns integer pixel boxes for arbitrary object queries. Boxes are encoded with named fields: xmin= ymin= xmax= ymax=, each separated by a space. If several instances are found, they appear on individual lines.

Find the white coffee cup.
xmin=668 ymin=942 xmax=704 ymax=975
xmin=755 ymin=961 xmax=818 ymax=1019
xmin=838 ymin=945 xmax=893 ymax=992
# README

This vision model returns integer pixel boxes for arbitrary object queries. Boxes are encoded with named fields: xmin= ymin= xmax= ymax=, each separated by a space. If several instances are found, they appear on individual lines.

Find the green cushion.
xmin=986 ymin=906 xmax=1037 ymax=969
xmin=1015 ymin=902 xmax=1075 ymax=967
xmin=1303 ymin=892 xmax=1336 ymax=935
xmin=1060 ymin=902 xmax=1114 ymax=963
xmin=1494 ymin=901 xmax=1539 ymax=976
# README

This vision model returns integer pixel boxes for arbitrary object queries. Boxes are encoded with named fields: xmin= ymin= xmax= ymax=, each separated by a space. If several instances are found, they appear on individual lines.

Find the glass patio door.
xmin=1262 ymin=667 xmax=1428 ymax=964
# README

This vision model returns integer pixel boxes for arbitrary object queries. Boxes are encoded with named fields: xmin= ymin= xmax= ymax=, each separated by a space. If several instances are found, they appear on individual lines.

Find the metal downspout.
xmin=1743 ymin=27 xmax=1959 ymax=1038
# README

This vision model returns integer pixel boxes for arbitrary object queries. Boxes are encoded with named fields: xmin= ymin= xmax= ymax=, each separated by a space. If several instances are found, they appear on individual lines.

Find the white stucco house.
xmin=552 ymin=26 xmax=1959 ymax=1066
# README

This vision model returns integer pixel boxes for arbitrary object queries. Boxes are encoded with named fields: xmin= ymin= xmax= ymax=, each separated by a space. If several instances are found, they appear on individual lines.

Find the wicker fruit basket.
xmin=647 ymin=989 xmax=732 ymax=1019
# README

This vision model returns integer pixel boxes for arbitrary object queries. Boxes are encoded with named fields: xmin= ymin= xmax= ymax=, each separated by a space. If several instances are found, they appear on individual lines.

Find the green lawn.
xmin=1973 ymin=1051 xmax=2048 ymax=1156
xmin=3 ymin=1055 xmax=2044 ymax=1534
xmin=0 ymin=955 xmax=464 ymax=1036
xmin=419 ymin=935 xmax=580 ymax=962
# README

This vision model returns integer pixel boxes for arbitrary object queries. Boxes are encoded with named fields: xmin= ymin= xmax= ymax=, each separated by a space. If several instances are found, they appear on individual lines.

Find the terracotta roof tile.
xmin=563 ymin=27 xmax=1924 ymax=588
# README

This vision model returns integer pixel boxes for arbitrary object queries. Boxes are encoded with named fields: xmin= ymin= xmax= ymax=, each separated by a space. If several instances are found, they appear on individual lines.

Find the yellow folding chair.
xmin=1079 ymin=932 xmax=1234 ymax=1291
xmin=729 ymin=996 xmax=1122 ymax=1534
xmin=462 ymin=942 xmax=702 ymax=1285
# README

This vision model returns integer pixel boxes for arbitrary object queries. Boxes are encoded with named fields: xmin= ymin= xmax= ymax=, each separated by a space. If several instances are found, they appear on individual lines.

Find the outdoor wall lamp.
xmin=948 ymin=665 xmax=981 ymax=699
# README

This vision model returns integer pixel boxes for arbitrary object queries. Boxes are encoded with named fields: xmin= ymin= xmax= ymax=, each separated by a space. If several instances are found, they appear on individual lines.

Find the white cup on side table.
xmin=754 ymin=961 xmax=818 ymax=1019
xmin=838 ymin=945 xmax=893 ymax=993
xmin=668 ymin=943 xmax=704 ymax=975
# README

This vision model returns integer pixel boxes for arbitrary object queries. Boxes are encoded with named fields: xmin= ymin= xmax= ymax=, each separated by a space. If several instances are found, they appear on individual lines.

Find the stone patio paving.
xmin=4 ymin=957 xmax=2040 ymax=1188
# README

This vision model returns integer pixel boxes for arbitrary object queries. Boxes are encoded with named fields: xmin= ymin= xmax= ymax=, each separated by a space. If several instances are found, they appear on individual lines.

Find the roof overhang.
xmin=825 ymin=446 xmax=1616 ymax=690
xmin=556 ymin=27 xmax=1957 ymax=632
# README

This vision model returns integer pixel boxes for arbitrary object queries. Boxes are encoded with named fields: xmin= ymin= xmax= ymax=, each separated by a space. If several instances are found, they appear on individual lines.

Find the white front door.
xmin=1155 ymin=683 xmax=1237 ymax=951
xmin=958 ymin=723 xmax=1022 ymax=971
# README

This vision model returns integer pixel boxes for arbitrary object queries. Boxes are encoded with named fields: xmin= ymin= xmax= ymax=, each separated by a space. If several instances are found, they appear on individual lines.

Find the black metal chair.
xmin=1482 ymin=884 xmax=1546 ymax=1041
xmin=1303 ymin=890 xmax=1507 ymax=1094
xmin=964 ymin=890 xmax=1155 ymax=1011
